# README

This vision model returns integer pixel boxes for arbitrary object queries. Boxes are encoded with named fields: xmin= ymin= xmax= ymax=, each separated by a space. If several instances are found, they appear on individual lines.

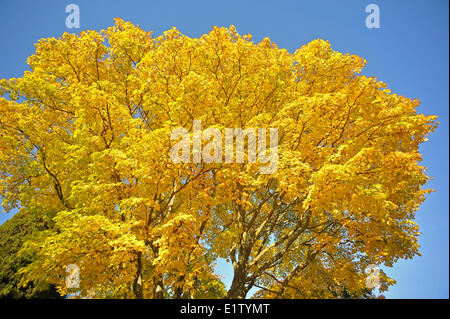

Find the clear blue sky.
xmin=0 ymin=0 xmax=448 ymax=299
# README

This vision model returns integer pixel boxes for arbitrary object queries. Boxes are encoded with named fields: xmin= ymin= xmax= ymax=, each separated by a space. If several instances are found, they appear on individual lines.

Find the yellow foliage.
xmin=0 ymin=19 xmax=437 ymax=298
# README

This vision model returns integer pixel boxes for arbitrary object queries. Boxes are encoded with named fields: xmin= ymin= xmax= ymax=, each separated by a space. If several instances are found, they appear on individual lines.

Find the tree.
xmin=0 ymin=19 xmax=437 ymax=298
xmin=0 ymin=210 xmax=64 ymax=298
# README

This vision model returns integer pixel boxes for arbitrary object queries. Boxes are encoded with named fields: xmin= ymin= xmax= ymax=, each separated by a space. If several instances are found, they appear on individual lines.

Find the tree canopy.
xmin=0 ymin=19 xmax=437 ymax=298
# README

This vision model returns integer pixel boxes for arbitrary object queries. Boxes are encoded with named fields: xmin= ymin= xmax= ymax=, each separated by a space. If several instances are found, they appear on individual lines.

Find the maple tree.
xmin=0 ymin=19 xmax=437 ymax=298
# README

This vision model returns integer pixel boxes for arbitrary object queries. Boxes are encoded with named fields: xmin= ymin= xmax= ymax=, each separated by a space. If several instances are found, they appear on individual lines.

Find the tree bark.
xmin=174 ymin=275 xmax=185 ymax=299
xmin=227 ymin=265 xmax=247 ymax=299
xmin=153 ymin=277 xmax=164 ymax=299
xmin=132 ymin=252 xmax=143 ymax=299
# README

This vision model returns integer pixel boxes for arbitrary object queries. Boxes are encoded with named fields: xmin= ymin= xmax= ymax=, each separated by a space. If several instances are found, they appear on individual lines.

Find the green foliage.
xmin=0 ymin=210 xmax=64 ymax=299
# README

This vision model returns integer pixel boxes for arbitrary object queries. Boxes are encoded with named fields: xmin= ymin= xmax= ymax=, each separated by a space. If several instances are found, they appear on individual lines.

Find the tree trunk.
xmin=132 ymin=252 xmax=143 ymax=299
xmin=174 ymin=275 xmax=185 ymax=299
xmin=153 ymin=277 xmax=164 ymax=299
xmin=227 ymin=266 xmax=247 ymax=299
